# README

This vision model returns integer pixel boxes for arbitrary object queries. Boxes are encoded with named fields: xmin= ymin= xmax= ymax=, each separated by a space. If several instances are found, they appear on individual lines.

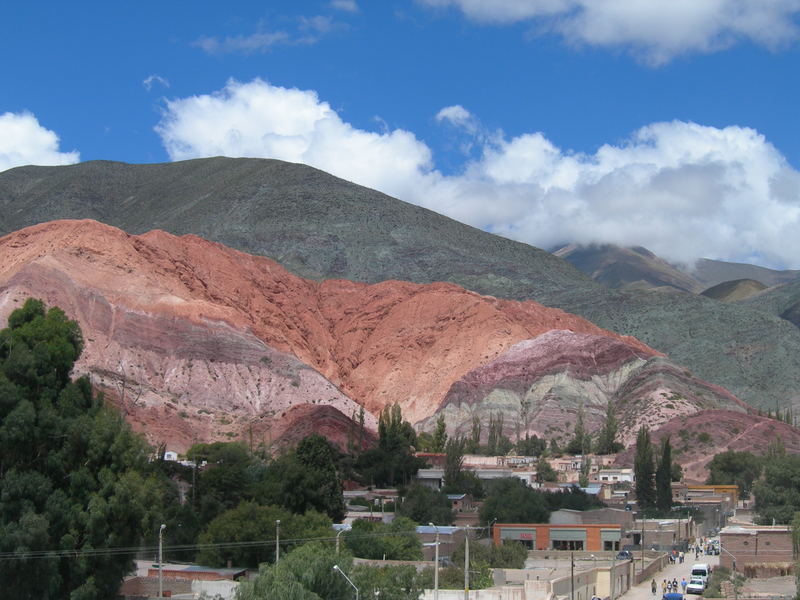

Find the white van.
xmin=690 ymin=563 xmax=712 ymax=584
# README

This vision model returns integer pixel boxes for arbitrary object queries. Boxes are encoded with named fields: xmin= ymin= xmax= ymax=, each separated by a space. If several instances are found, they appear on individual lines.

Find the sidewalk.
xmin=620 ymin=554 xmax=720 ymax=600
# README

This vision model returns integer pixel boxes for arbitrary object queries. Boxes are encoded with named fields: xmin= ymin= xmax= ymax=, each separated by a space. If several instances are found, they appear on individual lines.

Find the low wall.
xmin=420 ymin=588 xmax=526 ymax=600
xmin=192 ymin=579 xmax=239 ymax=599
xmin=634 ymin=554 xmax=670 ymax=584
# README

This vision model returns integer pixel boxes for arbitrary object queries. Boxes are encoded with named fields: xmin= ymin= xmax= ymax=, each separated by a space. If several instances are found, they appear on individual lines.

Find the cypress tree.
xmin=634 ymin=426 xmax=656 ymax=509
xmin=655 ymin=436 xmax=673 ymax=511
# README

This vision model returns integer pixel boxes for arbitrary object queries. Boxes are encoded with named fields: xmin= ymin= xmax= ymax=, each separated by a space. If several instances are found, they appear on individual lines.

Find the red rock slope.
xmin=0 ymin=220 xmax=661 ymax=450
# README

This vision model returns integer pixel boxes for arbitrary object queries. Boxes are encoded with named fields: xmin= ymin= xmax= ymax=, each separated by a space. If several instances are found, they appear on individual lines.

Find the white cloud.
xmin=155 ymin=79 xmax=800 ymax=269
xmin=155 ymin=79 xmax=433 ymax=201
xmin=0 ymin=112 xmax=80 ymax=172
xmin=143 ymin=74 xmax=170 ymax=91
xmin=418 ymin=0 xmax=800 ymax=64
xmin=194 ymin=31 xmax=291 ymax=55
xmin=330 ymin=0 xmax=358 ymax=12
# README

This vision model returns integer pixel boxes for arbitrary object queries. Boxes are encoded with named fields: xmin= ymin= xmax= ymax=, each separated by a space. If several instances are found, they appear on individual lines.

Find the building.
xmin=493 ymin=523 xmax=622 ymax=551
xmin=719 ymin=525 xmax=793 ymax=572
xmin=592 ymin=468 xmax=635 ymax=484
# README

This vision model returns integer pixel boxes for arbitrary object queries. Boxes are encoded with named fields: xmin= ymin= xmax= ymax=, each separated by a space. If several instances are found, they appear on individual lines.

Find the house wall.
xmin=720 ymin=529 xmax=793 ymax=569
xmin=494 ymin=524 xmax=621 ymax=551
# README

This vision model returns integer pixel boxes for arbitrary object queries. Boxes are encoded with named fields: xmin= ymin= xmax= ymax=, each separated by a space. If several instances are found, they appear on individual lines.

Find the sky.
xmin=2 ymin=0 xmax=800 ymax=268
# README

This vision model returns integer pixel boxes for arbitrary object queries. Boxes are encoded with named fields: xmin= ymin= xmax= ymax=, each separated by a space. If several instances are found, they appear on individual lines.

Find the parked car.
xmin=690 ymin=564 xmax=712 ymax=585
xmin=663 ymin=593 xmax=684 ymax=600
xmin=615 ymin=550 xmax=633 ymax=560
xmin=686 ymin=578 xmax=706 ymax=595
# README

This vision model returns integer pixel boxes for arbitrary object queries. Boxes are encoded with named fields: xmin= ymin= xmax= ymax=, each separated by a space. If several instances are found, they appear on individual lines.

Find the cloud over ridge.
xmin=0 ymin=112 xmax=80 ymax=172
xmin=155 ymin=79 xmax=800 ymax=269
xmin=419 ymin=0 xmax=800 ymax=64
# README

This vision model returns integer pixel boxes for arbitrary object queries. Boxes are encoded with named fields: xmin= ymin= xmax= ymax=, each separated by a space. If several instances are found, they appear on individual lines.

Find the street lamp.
xmin=158 ymin=524 xmax=166 ymax=599
xmin=429 ymin=523 xmax=440 ymax=600
xmin=463 ymin=526 xmax=470 ymax=600
xmin=333 ymin=564 xmax=359 ymax=600
xmin=336 ymin=528 xmax=345 ymax=555
xmin=275 ymin=519 xmax=281 ymax=564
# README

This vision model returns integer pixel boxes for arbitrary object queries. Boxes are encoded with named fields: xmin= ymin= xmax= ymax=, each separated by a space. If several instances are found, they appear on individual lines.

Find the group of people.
xmin=652 ymin=577 xmax=687 ymax=595
xmin=667 ymin=550 xmax=685 ymax=564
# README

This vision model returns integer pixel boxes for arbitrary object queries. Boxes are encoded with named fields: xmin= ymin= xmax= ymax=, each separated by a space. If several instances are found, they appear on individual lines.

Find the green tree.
xmin=754 ymin=455 xmax=800 ymax=524
xmin=257 ymin=435 xmax=345 ymax=522
xmin=0 ymin=299 xmax=158 ymax=599
xmin=655 ymin=436 xmax=673 ymax=511
xmin=356 ymin=404 xmax=425 ymax=487
xmin=595 ymin=401 xmax=623 ymax=454
xmin=466 ymin=414 xmax=482 ymax=454
xmin=396 ymin=484 xmax=454 ymax=525
xmin=352 ymin=563 xmax=425 ymax=600
xmin=451 ymin=537 xmax=527 ymax=569
xmin=197 ymin=502 xmax=333 ymax=568
xmin=517 ymin=434 xmax=546 ymax=457
xmin=343 ymin=517 xmax=422 ymax=560
xmin=442 ymin=436 xmax=465 ymax=490
xmin=706 ymin=450 xmax=763 ymax=496
xmin=634 ymin=426 xmax=656 ymax=509
xmin=479 ymin=477 xmax=549 ymax=524
xmin=432 ymin=414 xmax=448 ymax=452
xmin=235 ymin=542 xmax=353 ymax=600
xmin=566 ymin=403 xmax=589 ymax=455
xmin=535 ymin=456 xmax=558 ymax=483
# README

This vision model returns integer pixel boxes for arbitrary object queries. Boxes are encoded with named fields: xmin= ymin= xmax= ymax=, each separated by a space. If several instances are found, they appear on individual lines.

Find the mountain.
xmin=1 ymin=219 xmax=666 ymax=451
xmin=738 ymin=279 xmax=800 ymax=330
xmin=615 ymin=409 xmax=800 ymax=482
xmin=693 ymin=258 xmax=800 ymax=289
xmin=553 ymin=244 xmax=702 ymax=293
xmin=419 ymin=330 xmax=748 ymax=447
xmin=2 ymin=159 xmax=800 ymax=413
xmin=701 ymin=279 xmax=768 ymax=302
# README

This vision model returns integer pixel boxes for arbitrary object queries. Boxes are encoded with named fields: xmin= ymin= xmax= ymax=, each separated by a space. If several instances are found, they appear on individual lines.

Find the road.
xmin=620 ymin=553 xmax=720 ymax=600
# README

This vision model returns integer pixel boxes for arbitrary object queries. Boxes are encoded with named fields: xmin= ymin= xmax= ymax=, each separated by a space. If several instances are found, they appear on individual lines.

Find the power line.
xmin=0 ymin=527 xmax=440 ymax=562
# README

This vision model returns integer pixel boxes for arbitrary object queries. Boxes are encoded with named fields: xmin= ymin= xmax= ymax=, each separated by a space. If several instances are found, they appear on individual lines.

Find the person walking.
xmin=652 ymin=579 xmax=657 ymax=596
xmin=681 ymin=577 xmax=687 ymax=594
xmin=672 ymin=578 xmax=678 ymax=593
xmin=662 ymin=579 xmax=667 ymax=595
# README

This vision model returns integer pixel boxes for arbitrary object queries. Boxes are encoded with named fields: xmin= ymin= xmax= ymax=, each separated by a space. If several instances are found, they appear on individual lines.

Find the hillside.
xmin=421 ymin=330 xmax=747 ymax=447
xmin=693 ymin=258 xmax=800 ymax=289
xmin=0 ymin=219 xmax=666 ymax=450
xmin=553 ymin=244 xmax=702 ymax=293
xmin=701 ymin=279 xmax=768 ymax=302
xmin=738 ymin=278 xmax=800 ymax=330
xmin=615 ymin=410 xmax=800 ymax=482
xmin=2 ymin=159 xmax=800 ymax=413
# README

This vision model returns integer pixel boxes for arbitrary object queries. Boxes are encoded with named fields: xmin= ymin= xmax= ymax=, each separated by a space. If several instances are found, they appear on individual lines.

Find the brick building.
xmin=719 ymin=525 xmax=793 ymax=571
xmin=493 ymin=523 xmax=622 ymax=551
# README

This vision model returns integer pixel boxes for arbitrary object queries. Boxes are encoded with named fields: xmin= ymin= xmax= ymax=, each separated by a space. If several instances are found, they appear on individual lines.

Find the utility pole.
xmin=610 ymin=551 xmax=616 ymax=600
xmin=463 ymin=526 xmax=470 ymax=600
xmin=336 ymin=528 xmax=345 ymax=555
xmin=275 ymin=519 xmax=281 ymax=563
xmin=570 ymin=552 xmax=575 ymax=600
xmin=158 ymin=524 xmax=166 ymax=599
xmin=429 ymin=523 xmax=440 ymax=600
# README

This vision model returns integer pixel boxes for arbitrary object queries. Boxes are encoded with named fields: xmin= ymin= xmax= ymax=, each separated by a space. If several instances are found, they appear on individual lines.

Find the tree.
xmin=634 ymin=426 xmax=656 ymax=509
xmin=535 ymin=457 xmax=558 ymax=483
xmin=352 ymin=563 xmax=425 ymax=600
xmin=257 ymin=435 xmax=345 ymax=522
xmin=395 ymin=484 xmax=454 ymax=525
xmin=466 ymin=414 xmax=482 ymax=454
xmin=432 ymin=414 xmax=448 ymax=452
xmin=517 ymin=434 xmax=546 ymax=457
xmin=0 ymin=299 xmax=158 ymax=599
xmin=706 ymin=450 xmax=763 ymax=496
xmin=452 ymin=537 xmax=527 ymax=569
xmin=235 ymin=542 xmax=353 ymax=600
xmin=655 ymin=436 xmax=673 ymax=511
xmin=754 ymin=455 xmax=800 ymax=524
xmin=566 ymin=403 xmax=589 ymax=455
xmin=442 ymin=436 xmax=465 ymax=490
xmin=356 ymin=404 xmax=425 ymax=487
xmin=595 ymin=401 xmax=623 ymax=454
xmin=479 ymin=477 xmax=549 ymax=524
xmin=197 ymin=502 xmax=332 ymax=568
xmin=343 ymin=517 xmax=422 ymax=560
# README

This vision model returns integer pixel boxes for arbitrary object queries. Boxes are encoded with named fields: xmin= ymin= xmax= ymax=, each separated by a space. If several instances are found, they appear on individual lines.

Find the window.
xmin=553 ymin=540 xmax=584 ymax=550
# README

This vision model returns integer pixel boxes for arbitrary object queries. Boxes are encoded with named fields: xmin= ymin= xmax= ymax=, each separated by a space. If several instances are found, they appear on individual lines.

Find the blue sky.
xmin=2 ymin=1 xmax=800 ymax=267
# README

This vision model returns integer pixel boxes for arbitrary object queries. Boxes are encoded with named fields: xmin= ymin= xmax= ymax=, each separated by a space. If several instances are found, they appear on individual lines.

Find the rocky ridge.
xmin=1 ymin=219 xmax=660 ymax=450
